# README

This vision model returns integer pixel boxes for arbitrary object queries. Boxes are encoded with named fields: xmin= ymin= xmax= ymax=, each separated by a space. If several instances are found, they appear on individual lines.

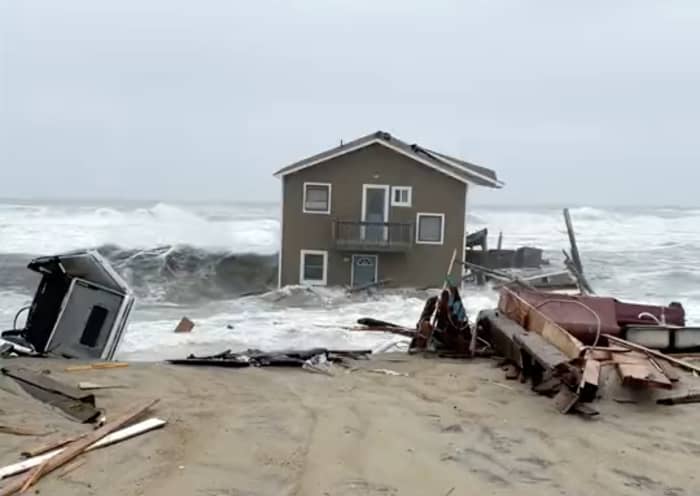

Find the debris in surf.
xmin=174 ymin=316 xmax=195 ymax=333
xmin=167 ymin=348 xmax=372 ymax=369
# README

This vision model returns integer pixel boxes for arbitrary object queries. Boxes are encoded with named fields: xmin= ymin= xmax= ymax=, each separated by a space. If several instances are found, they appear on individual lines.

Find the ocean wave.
xmin=0 ymin=202 xmax=280 ymax=254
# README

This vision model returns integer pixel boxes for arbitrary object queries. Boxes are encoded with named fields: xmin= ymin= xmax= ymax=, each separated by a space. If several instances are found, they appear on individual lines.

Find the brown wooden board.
xmin=513 ymin=332 xmax=570 ymax=371
xmin=1 ymin=367 xmax=99 ymax=423
xmin=611 ymin=352 xmax=673 ymax=389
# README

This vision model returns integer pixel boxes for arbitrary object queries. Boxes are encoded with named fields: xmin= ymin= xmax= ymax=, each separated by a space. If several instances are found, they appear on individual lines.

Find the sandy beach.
xmin=1 ymin=355 xmax=699 ymax=496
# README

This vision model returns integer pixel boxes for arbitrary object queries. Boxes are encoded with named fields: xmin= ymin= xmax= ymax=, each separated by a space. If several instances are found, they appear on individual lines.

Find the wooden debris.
xmin=657 ymin=392 xmax=700 ymax=405
xmin=651 ymin=359 xmax=680 ymax=382
xmin=553 ymin=388 xmax=580 ymax=414
xmin=499 ymin=288 xmax=586 ymax=359
xmin=1 ymin=417 xmax=165 ymax=481
xmin=78 ymin=382 xmax=127 ymax=391
xmin=22 ymin=432 xmax=88 ymax=459
xmin=65 ymin=362 xmax=129 ymax=372
xmin=57 ymin=458 xmax=86 ymax=479
xmin=503 ymin=364 xmax=519 ymax=380
xmin=611 ymin=351 xmax=673 ymax=389
xmin=579 ymin=358 xmax=601 ymax=402
xmin=0 ymin=401 xmax=160 ymax=494
xmin=532 ymin=377 xmax=562 ymax=397
xmin=174 ymin=316 xmax=195 ymax=333
xmin=0 ymin=426 xmax=50 ymax=437
xmin=1 ymin=366 xmax=100 ymax=423
xmin=604 ymin=334 xmax=700 ymax=375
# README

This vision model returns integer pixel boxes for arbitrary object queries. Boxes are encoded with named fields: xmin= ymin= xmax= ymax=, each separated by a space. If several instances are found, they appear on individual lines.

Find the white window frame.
xmin=416 ymin=212 xmax=445 ymax=245
xmin=299 ymin=249 xmax=328 ymax=286
xmin=302 ymin=182 xmax=332 ymax=215
xmin=390 ymin=186 xmax=412 ymax=207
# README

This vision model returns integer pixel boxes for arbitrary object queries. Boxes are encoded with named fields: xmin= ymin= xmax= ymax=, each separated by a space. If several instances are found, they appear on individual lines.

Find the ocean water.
xmin=1 ymin=200 xmax=699 ymax=360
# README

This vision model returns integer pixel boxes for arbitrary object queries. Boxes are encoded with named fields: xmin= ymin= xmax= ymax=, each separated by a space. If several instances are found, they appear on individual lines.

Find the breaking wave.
xmin=0 ymin=245 xmax=279 ymax=304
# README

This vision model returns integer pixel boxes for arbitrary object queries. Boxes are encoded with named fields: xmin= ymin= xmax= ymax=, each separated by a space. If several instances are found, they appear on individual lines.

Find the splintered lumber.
xmin=611 ymin=351 xmax=673 ymax=389
xmin=513 ymin=332 xmax=570 ymax=370
xmin=0 ymin=426 xmax=49 ymax=437
xmin=563 ymin=208 xmax=583 ymax=275
xmin=651 ymin=358 xmax=680 ymax=382
xmin=0 ymin=417 xmax=165 ymax=481
xmin=1 ymin=367 xmax=100 ymax=423
xmin=174 ymin=316 xmax=195 ymax=333
xmin=604 ymin=334 xmax=700 ymax=375
xmin=0 ymin=401 xmax=160 ymax=495
xmin=657 ymin=392 xmax=700 ymax=405
xmin=78 ymin=382 xmax=127 ymax=391
xmin=22 ymin=432 xmax=88 ymax=458
xmin=65 ymin=362 xmax=129 ymax=372
xmin=579 ymin=358 xmax=601 ymax=401
xmin=500 ymin=288 xmax=586 ymax=359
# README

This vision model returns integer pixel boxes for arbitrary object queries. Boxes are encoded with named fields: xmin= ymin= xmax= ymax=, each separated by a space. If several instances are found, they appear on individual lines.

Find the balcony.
xmin=332 ymin=220 xmax=414 ymax=252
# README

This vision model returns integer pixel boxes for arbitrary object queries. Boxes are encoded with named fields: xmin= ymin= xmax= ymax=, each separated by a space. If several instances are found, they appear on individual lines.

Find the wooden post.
xmin=563 ymin=208 xmax=583 ymax=275
xmin=496 ymin=231 xmax=503 ymax=251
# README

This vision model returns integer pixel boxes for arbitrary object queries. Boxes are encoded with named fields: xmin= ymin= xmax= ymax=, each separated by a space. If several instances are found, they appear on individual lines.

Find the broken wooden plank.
xmin=64 ymin=362 xmax=129 ymax=372
xmin=651 ymin=358 xmax=680 ymax=382
xmin=503 ymin=364 xmax=520 ymax=380
xmin=174 ymin=316 xmax=195 ymax=333
xmin=0 ymin=402 xmax=160 ymax=494
xmin=553 ymin=388 xmax=580 ymax=414
xmin=612 ymin=351 xmax=673 ymax=389
xmin=1 ymin=417 xmax=165 ymax=481
xmin=563 ymin=208 xmax=583 ymax=275
xmin=500 ymin=288 xmax=586 ymax=359
xmin=513 ymin=331 xmax=570 ymax=371
xmin=657 ymin=392 xmax=700 ymax=405
xmin=604 ymin=334 xmax=700 ymax=375
xmin=22 ymin=432 xmax=88 ymax=459
xmin=78 ymin=382 xmax=127 ymax=391
xmin=578 ymin=358 xmax=601 ymax=402
xmin=0 ymin=426 xmax=50 ymax=437
xmin=1 ymin=367 xmax=99 ymax=423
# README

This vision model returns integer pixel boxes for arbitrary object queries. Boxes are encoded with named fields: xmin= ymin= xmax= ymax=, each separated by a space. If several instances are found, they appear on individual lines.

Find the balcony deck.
xmin=332 ymin=221 xmax=413 ymax=252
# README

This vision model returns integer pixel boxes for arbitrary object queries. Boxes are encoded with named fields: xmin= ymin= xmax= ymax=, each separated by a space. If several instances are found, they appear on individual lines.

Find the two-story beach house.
xmin=274 ymin=131 xmax=502 ymax=289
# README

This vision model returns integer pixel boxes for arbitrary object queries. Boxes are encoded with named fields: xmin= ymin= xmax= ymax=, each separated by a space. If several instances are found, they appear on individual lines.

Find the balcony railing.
xmin=332 ymin=221 xmax=414 ymax=252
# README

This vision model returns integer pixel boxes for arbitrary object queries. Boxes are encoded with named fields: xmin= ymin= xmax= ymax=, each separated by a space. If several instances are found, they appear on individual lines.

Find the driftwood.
xmin=0 ymin=400 xmax=160 ymax=495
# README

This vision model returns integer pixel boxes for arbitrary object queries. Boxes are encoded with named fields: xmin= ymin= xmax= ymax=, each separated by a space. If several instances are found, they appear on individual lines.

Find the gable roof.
xmin=273 ymin=130 xmax=503 ymax=188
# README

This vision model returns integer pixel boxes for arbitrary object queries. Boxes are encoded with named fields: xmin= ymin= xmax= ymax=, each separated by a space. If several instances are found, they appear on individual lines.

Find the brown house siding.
xmin=280 ymin=143 xmax=467 ymax=288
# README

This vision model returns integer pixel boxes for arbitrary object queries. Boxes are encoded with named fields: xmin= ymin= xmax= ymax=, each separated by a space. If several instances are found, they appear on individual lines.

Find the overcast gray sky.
xmin=1 ymin=1 xmax=698 ymax=206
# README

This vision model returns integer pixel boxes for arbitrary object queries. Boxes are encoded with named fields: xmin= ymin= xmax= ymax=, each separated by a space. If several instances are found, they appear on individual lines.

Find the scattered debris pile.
xmin=474 ymin=287 xmax=700 ymax=416
xmin=0 ymin=365 xmax=162 ymax=495
xmin=464 ymin=228 xmax=548 ymax=270
xmin=168 ymin=348 xmax=371 ymax=375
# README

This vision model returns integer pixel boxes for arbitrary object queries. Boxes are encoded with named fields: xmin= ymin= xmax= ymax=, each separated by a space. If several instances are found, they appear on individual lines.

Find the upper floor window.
xmin=303 ymin=182 xmax=331 ymax=214
xmin=391 ymin=186 xmax=412 ymax=207
xmin=416 ymin=213 xmax=444 ymax=245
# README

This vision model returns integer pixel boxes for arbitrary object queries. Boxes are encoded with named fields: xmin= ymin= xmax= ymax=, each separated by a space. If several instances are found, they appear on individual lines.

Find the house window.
xmin=391 ymin=186 xmax=412 ymax=207
xmin=416 ymin=213 xmax=445 ymax=245
xmin=303 ymin=182 xmax=331 ymax=214
xmin=300 ymin=250 xmax=328 ymax=285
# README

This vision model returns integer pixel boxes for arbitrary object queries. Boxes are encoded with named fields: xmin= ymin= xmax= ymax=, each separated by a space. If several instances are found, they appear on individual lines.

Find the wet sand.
xmin=1 ymin=355 xmax=699 ymax=496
